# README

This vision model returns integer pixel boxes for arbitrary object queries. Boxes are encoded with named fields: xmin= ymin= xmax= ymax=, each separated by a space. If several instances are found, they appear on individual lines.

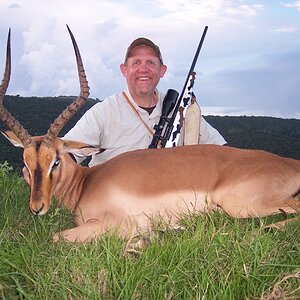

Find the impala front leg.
xmin=52 ymin=219 xmax=105 ymax=243
xmin=52 ymin=217 xmax=134 ymax=243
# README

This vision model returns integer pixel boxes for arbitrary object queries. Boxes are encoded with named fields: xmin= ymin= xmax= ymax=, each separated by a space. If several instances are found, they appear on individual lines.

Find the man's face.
xmin=120 ymin=46 xmax=167 ymax=98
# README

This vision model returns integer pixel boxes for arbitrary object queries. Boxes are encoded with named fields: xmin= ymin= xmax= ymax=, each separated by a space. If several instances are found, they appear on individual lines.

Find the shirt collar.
xmin=124 ymin=87 xmax=163 ymax=117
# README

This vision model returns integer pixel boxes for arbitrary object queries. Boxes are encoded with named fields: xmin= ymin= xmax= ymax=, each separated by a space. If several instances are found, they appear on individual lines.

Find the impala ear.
xmin=1 ymin=130 xmax=25 ymax=148
xmin=70 ymin=146 xmax=105 ymax=158
xmin=62 ymin=140 xmax=105 ymax=158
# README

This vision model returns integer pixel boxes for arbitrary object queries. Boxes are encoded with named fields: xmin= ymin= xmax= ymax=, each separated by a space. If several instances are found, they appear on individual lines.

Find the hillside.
xmin=0 ymin=95 xmax=299 ymax=171
xmin=205 ymin=115 xmax=300 ymax=159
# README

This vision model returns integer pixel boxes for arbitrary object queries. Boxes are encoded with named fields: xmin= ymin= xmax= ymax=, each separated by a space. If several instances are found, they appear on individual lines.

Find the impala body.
xmin=4 ymin=131 xmax=300 ymax=242
xmin=1 ymin=28 xmax=300 ymax=243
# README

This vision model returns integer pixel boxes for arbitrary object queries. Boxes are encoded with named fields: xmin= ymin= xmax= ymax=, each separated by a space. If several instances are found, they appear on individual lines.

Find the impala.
xmin=1 ymin=27 xmax=300 ymax=243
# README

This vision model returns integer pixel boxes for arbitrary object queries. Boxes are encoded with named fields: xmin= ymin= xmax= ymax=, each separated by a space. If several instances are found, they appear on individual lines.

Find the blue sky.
xmin=0 ymin=0 xmax=299 ymax=118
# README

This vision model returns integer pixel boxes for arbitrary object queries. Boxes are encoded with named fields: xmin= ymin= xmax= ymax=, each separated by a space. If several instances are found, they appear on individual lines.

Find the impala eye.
xmin=52 ymin=158 xmax=60 ymax=169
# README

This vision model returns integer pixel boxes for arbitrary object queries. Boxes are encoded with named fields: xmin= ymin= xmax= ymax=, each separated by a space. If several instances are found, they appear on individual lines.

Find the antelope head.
xmin=0 ymin=26 xmax=92 ymax=215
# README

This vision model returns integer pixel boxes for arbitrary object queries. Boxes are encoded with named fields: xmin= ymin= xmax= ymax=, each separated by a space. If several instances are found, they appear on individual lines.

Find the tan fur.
xmin=4 ymin=131 xmax=300 ymax=243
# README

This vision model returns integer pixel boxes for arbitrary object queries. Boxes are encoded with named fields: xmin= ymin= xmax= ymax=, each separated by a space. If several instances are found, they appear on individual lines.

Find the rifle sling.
xmin=122 ymin=91 xmax=155 ymax=137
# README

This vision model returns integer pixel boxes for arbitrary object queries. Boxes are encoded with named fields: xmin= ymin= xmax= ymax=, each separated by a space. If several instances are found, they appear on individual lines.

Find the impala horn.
xmin=42 ymin=25 xmax=90 ymax=146
xmin=0 ymin=28 xmax=35 ymax=147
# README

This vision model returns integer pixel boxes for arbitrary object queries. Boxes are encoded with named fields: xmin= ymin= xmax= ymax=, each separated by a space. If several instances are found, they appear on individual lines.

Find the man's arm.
xmin=199 ymin=116 xmax=227 ymax=145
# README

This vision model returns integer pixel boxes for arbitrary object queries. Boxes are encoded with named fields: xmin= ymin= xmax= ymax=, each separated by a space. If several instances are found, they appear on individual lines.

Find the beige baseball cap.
xmin=124 ymin=37 xmax=163 ymax=64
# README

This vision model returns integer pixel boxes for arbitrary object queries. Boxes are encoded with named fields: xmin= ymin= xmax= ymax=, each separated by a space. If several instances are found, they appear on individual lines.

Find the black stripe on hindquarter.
xmin=293 ymin=187 xmax=300 ymax=198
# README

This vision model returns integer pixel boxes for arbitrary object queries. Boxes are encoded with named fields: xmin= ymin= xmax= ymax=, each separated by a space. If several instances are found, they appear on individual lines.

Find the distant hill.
xmin=0 ymin=95 xmax=299 ymax=171
xmin=205 ymin=115 xmax=300 ymax=160
xmin=0 ymin=95 xmax=97 ymax=170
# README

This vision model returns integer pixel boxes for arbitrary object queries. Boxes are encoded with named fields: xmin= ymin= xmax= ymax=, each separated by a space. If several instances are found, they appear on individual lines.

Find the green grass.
xmin=0 ymin=162 xmax=299 ymax=299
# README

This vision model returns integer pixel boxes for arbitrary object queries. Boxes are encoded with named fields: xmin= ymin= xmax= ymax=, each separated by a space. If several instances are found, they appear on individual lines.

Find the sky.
xmin=0 ymin=0 xmax=299 ymax=119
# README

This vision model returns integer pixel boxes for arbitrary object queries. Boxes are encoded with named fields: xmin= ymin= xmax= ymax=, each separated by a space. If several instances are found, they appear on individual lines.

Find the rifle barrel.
xmin=160 ymin=26 xmax=208 ymax=147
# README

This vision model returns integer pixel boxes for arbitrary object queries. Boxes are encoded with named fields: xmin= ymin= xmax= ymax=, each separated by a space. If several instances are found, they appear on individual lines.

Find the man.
xmin=64 ymin=37 xmax=226 ymax=166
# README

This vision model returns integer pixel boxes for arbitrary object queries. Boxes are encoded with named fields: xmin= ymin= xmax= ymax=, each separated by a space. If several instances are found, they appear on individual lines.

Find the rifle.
xmin=149 ymin=25 xmax=208 ymax=148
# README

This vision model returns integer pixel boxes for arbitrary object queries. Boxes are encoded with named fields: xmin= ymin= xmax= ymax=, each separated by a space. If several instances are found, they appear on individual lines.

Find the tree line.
xmin=0 ymin=95 xmax=299 ymax=171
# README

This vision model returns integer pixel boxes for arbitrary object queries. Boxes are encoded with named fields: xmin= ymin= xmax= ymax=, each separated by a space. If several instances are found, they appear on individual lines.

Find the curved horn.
xmin=0 ymin=29 xmax=35 ymax=147
xmin=43 ymin=25 xmax=90 ymax=146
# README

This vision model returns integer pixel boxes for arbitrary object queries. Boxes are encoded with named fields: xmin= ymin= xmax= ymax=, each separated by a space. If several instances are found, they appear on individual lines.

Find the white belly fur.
xmin=115 ymin=189 xmax=212 ymax=232
xmin=73 ymin=188 xmax=214 ymax=236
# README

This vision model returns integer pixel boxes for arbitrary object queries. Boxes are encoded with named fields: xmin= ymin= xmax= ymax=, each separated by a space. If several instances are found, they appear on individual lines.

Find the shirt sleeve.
xmin=199 ymin=116 xmax=227 ymax=145
xmin=63 ymin=102 xmax=104 ymax=147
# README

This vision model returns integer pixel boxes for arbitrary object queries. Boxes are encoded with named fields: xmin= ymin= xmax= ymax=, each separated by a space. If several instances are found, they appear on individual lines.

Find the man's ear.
xmin=120 ymin=63 xmax=127 ymax=77
xmin=160 ymin=64 xmax=167 ymax=78
xmin=1 ymin=131 xmax=24 ymax=148
xmin=62 ymin=140 xmax=105 ymax=158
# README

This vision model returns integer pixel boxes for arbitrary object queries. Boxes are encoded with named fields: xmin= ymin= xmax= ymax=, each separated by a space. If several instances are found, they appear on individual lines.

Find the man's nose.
xmin=139 ymin=62 xmax=149 ymax=71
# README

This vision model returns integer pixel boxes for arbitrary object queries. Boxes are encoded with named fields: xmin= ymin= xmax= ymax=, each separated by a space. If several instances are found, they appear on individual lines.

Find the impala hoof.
xmin=52 ymin=232 xmax=60 ymax=242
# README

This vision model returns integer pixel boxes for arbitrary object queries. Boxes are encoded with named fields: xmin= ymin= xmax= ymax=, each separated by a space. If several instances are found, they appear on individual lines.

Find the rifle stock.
xmin=149 ymin=89 xmax=179 ymax=148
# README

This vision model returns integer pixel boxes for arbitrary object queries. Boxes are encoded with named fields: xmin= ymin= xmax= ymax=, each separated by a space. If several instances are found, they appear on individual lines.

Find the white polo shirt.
xmin=64 ymin=89 xmax=226 ymax=166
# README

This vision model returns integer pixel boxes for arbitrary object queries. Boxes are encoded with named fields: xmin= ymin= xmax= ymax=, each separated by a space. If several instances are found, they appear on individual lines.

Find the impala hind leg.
xmin=263 ymin=215 xmax=300 ymax=230
xmin=263 ymin=197 xmax=300 ymax=230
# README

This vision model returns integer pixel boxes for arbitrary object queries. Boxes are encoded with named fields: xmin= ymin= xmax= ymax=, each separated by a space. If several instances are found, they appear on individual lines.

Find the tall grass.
xmin=0 ymin=162 xmax=299 ymax=299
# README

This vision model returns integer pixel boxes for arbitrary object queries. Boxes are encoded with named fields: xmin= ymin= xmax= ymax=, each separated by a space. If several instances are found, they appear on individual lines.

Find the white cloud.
xmin=0 ymin=0 xmax=299 ymax=118
xmin=202 ymin=106 xmax=284 ymax=118
xmin=275 ymin=26 xmax=298 ymax=33
xmin=224 ymin=4 xmax=263 ymax=18
xmin=282 ymin=1 xmax=300 ymax=11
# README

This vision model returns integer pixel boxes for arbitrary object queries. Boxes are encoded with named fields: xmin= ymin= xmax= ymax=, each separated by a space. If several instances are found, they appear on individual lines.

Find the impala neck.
xmin=54 ymin=154 xmax=88 ymax=212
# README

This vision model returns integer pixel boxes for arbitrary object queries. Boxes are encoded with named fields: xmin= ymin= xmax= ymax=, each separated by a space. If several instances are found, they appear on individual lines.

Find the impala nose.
xmin=31 ymin=202 xmax=45 ymax=215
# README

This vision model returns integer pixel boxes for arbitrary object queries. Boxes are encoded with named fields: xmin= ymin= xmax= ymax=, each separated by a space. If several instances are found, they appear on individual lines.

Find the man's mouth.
xmin=137 ymin=76 xmax=150 ymax=81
